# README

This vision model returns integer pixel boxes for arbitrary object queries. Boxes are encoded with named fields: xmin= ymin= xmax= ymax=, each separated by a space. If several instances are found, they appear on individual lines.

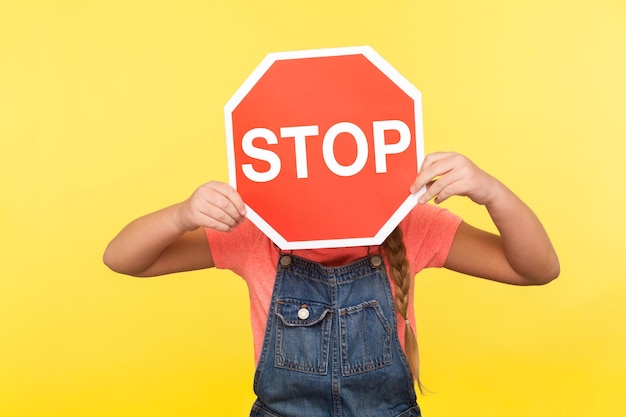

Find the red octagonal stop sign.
xmin=225 ymin=46 xmax=425 ymax=249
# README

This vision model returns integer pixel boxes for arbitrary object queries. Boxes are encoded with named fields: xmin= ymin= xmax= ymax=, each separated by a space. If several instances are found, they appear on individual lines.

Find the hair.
xmin=384 ymin=226 xmax=424 ymax=393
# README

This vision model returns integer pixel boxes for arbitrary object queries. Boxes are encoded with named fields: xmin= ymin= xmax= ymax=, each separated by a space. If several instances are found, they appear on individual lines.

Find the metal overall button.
xmin=298 ymin=304 xmax=310 ymax=320
xmin=279 ymin=255 xmax=292 ymax=269
xmin=369 ymin=255 xmax=383 ymax=269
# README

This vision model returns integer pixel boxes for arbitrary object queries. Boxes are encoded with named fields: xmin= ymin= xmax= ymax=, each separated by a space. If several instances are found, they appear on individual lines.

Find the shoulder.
xmin=205 ymin=219 xmax=277 ymax=272
xmin=205 ymin=217 xmax=265 ymax=245
xmin=401 ymin=203 xmax=462 ymax=234
xmin=400 ymin=203 xmax=463 ymax=270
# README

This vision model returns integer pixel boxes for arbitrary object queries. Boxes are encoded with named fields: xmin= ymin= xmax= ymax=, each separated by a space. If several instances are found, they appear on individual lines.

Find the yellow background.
xmin=1 ymin=0 xmax=625 ymax=416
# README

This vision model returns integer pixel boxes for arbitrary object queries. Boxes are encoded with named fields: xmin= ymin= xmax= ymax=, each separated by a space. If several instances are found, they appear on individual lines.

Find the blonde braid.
xmin=384 ymin=226 xmax=424 ymax=393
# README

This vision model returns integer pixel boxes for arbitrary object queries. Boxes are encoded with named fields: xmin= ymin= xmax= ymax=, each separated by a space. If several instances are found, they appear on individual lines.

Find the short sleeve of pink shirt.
xmin=206 ymin=203 xmax=462 ymax=364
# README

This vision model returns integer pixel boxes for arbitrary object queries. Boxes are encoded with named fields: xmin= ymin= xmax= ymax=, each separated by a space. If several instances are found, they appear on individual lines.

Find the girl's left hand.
xmin=414 ymin=152 xmax=560 ymax=285
xmin=410 ymin=152 xmax=500 ymax=206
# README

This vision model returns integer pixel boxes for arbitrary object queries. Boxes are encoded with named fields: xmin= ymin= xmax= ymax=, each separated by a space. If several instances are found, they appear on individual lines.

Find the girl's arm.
xmin=103 ymin=181 xmax=247 ymax=277
xmin=411 ymin=152 xmax=560 ymax=285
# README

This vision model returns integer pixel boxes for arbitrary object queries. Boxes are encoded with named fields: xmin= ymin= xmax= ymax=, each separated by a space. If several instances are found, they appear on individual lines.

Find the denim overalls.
xmin=250 ymin=254 xmax=421 ymax=417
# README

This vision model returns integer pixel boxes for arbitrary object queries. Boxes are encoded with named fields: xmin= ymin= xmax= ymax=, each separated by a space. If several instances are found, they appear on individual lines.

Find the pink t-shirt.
xmin=206 ymin=203 xmax=462 ymax=365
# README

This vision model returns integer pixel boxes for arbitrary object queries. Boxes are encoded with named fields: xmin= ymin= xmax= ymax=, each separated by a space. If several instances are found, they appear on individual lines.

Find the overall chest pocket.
xmin=274 ymin=299 xmax=332 ymax=375
xmin=339 ymin=300 xmax=393 ymax=376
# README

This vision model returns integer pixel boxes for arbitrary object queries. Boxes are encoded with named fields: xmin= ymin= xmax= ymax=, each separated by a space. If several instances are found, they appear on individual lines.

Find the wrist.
xmin=468 ymin=173 xmax=503 ymax=207
xmin=170 ymin=202 xmax=197 ymax=233
xmin=482 ymin=180 xmax=525 ymax=221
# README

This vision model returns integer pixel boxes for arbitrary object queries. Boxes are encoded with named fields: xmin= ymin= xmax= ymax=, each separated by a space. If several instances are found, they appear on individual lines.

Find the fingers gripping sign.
xmin=179 ymin=182 xmax=247 ymax=232
xmin=412 ymin=152 xmax=499 ymax=205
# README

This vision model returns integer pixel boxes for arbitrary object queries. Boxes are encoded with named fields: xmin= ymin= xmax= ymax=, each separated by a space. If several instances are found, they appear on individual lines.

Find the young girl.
xmin=104 ymin=152 xmax=559 ymax=417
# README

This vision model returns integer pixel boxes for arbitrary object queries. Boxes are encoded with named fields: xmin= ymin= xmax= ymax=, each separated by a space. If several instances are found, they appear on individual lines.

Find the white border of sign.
xmin=225 ymin=45 xmax=425 ymax=250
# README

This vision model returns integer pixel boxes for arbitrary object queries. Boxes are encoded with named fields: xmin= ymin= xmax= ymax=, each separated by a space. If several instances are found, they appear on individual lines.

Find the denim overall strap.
xmin=250 ymin=255 xmax=421 ymax=417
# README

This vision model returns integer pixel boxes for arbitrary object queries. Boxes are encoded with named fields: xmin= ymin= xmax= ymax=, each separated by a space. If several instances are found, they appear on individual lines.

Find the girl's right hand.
xmin=176 ymin=181 xmax=247 ymax=232
xmin=104 ymin=181 xmax=245 ymax=276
